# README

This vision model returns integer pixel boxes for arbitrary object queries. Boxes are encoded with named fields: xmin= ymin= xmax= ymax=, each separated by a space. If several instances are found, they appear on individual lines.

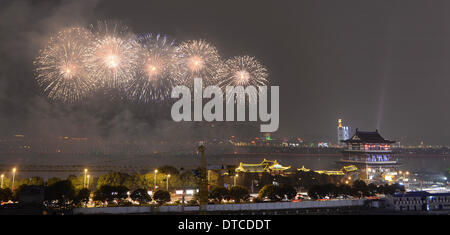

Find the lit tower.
xmin=337 ymin=119 xmax=349 ymax=146
xmin=338 ymin=129 xmax=400 ymax=184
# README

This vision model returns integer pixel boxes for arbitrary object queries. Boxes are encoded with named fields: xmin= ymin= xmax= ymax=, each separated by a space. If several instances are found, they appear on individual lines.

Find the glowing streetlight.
xmin=11 ymin=168 xmax=16 ymax=192
xmin=154 ymin=169 xmax=158 ymax=191
xmin=83 ymin=169 xmax=88 ymax=188
xmin=234 ymin=174 xmax=239 ymax=186
xmin=166 ymin=174 xmax=171 ymax=191
xmin=406 ymin=171 xmax=410 ymax=175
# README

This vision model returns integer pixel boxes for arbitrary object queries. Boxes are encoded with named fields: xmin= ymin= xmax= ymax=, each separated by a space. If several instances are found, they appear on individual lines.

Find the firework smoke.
xmin=34 ymin=27 xmax=95 ymax=103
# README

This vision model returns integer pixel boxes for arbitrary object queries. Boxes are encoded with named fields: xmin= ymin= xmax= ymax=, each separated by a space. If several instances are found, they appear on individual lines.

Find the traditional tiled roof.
xmin=342 ymin=165 xmax=358 ymax=172
xmin=342 ymin=129 xmax=395 ymax=144
xmin=235 ymin=159 xmax=290 ymax=173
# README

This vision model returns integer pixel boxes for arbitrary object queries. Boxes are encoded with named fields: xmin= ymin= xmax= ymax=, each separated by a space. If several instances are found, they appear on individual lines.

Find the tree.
xmin=307 ymin=185 xmax=320 ymax=200
xmin=158 ymin=165 xmax=180 ymax=175
xmin=20 ymin=177 xmax=44 ymax=186
xmin=323 ymin=183 xmax=338 ymax=198
xmin=180 ymin=171 xmax=197 ymax=188
xmin=351 ymin=180 xmax=369 ymax=198
xmin=0 ymin=188 xmax=13 ymax=202
xmin=259 ymin=184 xmax=282 ymax=201
xmin=93 ymin=185 xmax=128 ymax=204
xmin=130 ymin=188 xmax=152 ymax=205
xmin=44 ymin=180 xmax=75 ymax=207
xmin=381 ymin=183 xmax=405 ymax=195
xmin=153 ymin=190 xmax=171 ymax=205
xmin=67 ymin=175 xmax=84 ymax=191
xmin=209 ymin=186 xmax=229 ymax=203
xmin=229 ymin=185 xmax=249 ymax=203
xmin=368 ymin=183 xmax=378 ymax=196
xmin=17 ymin=185 xmax=45 ymax=206
xmin=279 ymin=185 xmax=297 ymax=200
xmin=74 ymin=188 xmax=91 ymax=206
xmin=47 ymin=177 xmax=61 ymax=186
xmin=337 ymin=184 xmax=352 ymax=198
xmin=96 ymin=172 xmax=130 ymax=189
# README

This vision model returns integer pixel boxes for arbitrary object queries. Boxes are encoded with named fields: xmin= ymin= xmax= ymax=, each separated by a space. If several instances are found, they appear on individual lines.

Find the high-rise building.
xmin=337 ymin=119 xmax=349 ymax=145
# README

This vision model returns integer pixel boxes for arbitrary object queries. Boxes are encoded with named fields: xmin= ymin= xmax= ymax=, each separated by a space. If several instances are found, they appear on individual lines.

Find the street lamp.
xmin=166 ymin=174 xmax=171 ymax=191
xmin=154 ymin=169 xmax=158 ymax=191
xmin=84 ymin=169 xmax=88 ymax=188
xmin=11 ymin=168 xmax=16 ymax=192
xmin=234 ymin=174 xmax=238 ymax=186
xmin=1 ymin=174 xmax=4 ymax=189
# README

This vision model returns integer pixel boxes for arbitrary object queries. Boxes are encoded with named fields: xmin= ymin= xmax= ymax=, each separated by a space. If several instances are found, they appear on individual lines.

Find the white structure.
xmin=385 ymin=191 xmax=450 ymax=212
xmin=337 ymin=119 xmax=349 ymax=146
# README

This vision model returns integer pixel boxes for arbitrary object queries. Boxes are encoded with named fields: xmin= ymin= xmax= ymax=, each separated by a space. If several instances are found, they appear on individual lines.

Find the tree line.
xmin=307 ymin=180 xmax=405 ymax=200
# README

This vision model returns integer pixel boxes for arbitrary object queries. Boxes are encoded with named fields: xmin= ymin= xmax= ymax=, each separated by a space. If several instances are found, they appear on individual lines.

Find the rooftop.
xmin=342 ymin=129 xmax=395 ymax=144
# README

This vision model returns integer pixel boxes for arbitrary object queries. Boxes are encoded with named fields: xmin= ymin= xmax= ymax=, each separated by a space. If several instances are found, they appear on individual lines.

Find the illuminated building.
xmin=385 ymin=191 xmax=450 ymax=212
xmin=297 ymin=165 xmax=358 ymax=176
xmin=337 ymin=119 xmax=349 ymax=146
xmin=338 ymin=129 xmax=401 ymax=183
xmin=235 ymin=159 xmax=291 ymax=174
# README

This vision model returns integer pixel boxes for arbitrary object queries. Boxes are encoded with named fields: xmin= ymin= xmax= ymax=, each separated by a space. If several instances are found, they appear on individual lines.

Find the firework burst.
xmin=218 ymin=55 xmax=269 ymax=103
xmin=126 ymin=34 xmax=179 ymax=103
xmin=34 ymin=27 xmax=94 ymax=103
xmin=85 ymin=21 xmax=140 ymax=89
xmin=175 ymin=40 xmax=223 ymax=87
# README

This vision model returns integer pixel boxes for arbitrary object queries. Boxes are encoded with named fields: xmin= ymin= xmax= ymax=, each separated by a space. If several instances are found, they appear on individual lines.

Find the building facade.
xmin=338 ymin=129 xmax=400 ymax=183
xmin=337 ymin=119 xmax=349 ymax=146
xmin=385 ymin=191 xmax=450 ymax=212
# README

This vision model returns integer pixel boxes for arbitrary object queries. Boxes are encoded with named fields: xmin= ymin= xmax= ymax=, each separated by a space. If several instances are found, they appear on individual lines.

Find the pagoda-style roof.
xmin=297 ymin=165 xmax=311 ymax=172
xmin=298 ymin=165 xmax=357 ymax=175
xmin=341 ymin=129 xmax=395 ymax=144
xmin=314 ymin=170 xmax=345 ymax=176
xmin=235 ymin=159 xmax=291 ymax=173
xmin=342 ymin=165 xmax=358 ymax=172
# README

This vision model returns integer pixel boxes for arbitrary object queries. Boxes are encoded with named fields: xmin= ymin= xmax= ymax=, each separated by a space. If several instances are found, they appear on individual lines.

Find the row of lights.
xmin=1 ymin=167 xmax=241 ymax=193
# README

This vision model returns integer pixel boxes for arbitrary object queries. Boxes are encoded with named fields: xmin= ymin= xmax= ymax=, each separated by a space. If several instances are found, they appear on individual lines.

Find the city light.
xmin=166 ymin=174 xmax=171 ymax=191
xmin=11 ymin=167 xmax=16 ymax=192
xmin=84 ymin=168 xmax=88 ymax=188
xmin=154 ymin=169 xmax=158 ymax=191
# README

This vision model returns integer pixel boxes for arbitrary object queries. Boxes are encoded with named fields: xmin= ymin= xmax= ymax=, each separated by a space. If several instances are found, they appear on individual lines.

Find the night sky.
xmin=1 ymin=0 xmax=450 ymax=145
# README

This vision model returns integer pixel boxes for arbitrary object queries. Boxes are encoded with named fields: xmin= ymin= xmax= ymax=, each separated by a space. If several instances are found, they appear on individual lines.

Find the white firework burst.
xmin=34 ymin=27 xmax=95 ymax=103
xmin=126 ymin=34 xmax=179 ymax=103
xmin=85 ymin=21 xmax=141 ymax=89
